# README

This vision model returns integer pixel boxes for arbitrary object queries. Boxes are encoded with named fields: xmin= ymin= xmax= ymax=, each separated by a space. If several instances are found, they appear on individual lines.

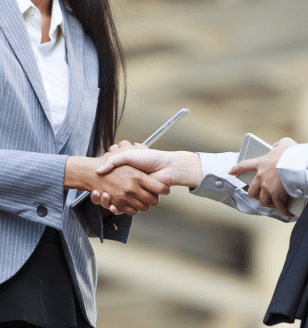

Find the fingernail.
xmin=103 ymin=192 xmax=108 ymax=198
xmin=110 ymin=205 xmax=117 ymax=214
xmin=96 ymin=165 xmax=105 ymax=173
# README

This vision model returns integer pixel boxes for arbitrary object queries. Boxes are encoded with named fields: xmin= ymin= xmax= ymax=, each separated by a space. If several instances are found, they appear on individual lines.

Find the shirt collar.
xmin=50 ymin=0 xmax=65 ymax=37
xmin=16 ymin=0 xmax=32 ymax=15
xmin=16 ymin=0 xmax=65 ymax=37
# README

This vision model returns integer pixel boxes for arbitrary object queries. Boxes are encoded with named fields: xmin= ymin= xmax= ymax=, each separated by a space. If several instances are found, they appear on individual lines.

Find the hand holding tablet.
xmin=231 ymin=133 xmax=305 ymax=217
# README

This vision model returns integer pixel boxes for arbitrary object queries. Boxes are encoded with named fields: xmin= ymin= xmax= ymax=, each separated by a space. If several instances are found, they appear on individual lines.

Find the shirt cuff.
xmin=276 ymin=144 xmax=308 ymax=199
xmin=190 ymin=152 xmax=246 ymax=200
xmin=190 ymin=152 xmax=295 ymax=222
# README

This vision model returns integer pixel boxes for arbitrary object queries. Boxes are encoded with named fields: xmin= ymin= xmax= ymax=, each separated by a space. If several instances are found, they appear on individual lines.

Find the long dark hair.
xmin=66 ymin=0 xmax=125 ymax=156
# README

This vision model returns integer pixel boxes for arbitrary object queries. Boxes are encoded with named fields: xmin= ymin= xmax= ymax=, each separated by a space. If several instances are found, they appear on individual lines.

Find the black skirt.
xmin=0 ymin=226 xmax=91 ymax=328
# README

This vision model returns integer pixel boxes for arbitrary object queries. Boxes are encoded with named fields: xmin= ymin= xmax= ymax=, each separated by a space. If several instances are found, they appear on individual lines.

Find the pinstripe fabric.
xmin=0 ymin=1 xmax=132 ymax=327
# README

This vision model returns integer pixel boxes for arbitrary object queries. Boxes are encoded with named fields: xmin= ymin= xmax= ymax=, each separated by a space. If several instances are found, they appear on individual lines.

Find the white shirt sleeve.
xmin=276 ymin=143 xmax=308 ymax=199
xmin=190 ymin=152 xmax=295 ymax=223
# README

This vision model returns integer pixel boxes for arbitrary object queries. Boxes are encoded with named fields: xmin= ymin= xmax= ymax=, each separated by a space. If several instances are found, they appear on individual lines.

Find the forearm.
xmin=64 ymin=156 xmax=93 ymax=191
xmin=166 ymin=151 xmax=203 ymax=188
xmin=65 ymin=156 xmax=114 ymax=216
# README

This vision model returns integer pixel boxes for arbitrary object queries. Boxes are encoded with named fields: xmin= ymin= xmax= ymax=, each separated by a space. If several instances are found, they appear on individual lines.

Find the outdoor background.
xmin=90 ymin=0 xmax=308 ymax=327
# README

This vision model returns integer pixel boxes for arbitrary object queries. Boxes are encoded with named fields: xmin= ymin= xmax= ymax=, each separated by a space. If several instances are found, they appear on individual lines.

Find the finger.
xmin=151 ymin=196 xmax=160 ymax=207
xmin=118 ymin=197 xmax=150 ymax=213
xmin=247 ymin=179 xmax=261 ymax=200
xmin=272 ymin=195 xmax=294 ymax=217
xmin=96 ymin=160 xmax=115 ymax=174
xmin=100 ymin=192 xmax=111 ymax=209
xmin=117 ymin=205 xmax=138 ymax=216
xmin=136 ymin=191 xmax=161 ymax=207
xmin=228 ymin=158 xmax=259 ymax=176
xmin=96 ymin=151 xmax=132 ymax=174
xmin=91 ymin=190 xmax=101 ymax=204
xmin=140 ymin=175 xmax=170 ymax=196
xmin=118 ymin=140 xmax=132 ymax=148
xmin=109 ymin=205 xmax=124 ymax=215
xmin=108 ymin=144 xmax=119 ymax=152
xmin=133 ymin=142 xmax=148 ymax=149
xmin=259 ymin=188 xmax=273 ymax=208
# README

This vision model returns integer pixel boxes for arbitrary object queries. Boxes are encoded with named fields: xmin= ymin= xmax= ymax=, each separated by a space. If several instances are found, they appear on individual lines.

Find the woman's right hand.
xmin=64 ymin=148 xmax=170 ymax=216
xmin=91 ymin=140 xmax=159 ymax=215
xmin=89 ymin=164 xmax=168 ymax=216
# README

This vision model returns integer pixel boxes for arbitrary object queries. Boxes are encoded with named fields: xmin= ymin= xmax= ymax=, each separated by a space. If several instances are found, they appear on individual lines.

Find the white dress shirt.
xmin=191 ymin=146 xmax=308 ymax=223
xmin=16 ymin=0 xmax=69 ymax=135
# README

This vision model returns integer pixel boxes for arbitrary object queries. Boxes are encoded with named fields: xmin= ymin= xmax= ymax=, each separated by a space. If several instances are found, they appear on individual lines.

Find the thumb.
xmin=133 ymin=142 xmax=148 ymax=149
xmin=96 ymin=159 xmax=116 ymax=174
xmin=97 ymin=152 xmax=131 ymax=174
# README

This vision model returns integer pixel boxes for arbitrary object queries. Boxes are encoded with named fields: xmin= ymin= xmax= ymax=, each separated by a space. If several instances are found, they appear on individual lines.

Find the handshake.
xmin=88 ymin=140 xmax=203 ymax=216
xmin=65 ymin=137 xmax=298 ymax=218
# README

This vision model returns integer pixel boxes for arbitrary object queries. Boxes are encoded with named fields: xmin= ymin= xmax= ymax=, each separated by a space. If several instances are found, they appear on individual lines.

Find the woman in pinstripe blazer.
xmin=0 ymin=0 xmax=169 ymax=327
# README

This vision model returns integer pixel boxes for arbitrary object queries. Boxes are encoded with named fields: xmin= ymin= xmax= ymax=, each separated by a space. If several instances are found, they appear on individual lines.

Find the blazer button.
xmin=37 ymin=205 xmax=48 ymax=217
xmin=295 ymin=189 xmax=304 ymax=198
xmin=215 ymin=181 xmax=224 ymax=188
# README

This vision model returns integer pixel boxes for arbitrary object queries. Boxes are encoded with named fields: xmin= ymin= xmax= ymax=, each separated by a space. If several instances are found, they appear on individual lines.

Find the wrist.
xmin=64 ymin=156 xmax=95 ymax=191
xmin=168 ymin=151 xmax=203 ymax=188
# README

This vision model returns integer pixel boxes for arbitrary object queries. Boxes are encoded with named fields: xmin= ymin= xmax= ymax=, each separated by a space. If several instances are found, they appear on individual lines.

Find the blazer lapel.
xmin=56 ymin=2 xmax=84 ymax=152
xmin=0 ymin=0 xmax=53 ymax=127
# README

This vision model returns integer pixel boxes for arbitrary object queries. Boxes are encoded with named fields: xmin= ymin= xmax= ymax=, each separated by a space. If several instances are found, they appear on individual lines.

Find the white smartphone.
xmin=70 ymin=108 xmax=190 ymax=208
xmin=237 ymin=133 xmax=307 ymax=217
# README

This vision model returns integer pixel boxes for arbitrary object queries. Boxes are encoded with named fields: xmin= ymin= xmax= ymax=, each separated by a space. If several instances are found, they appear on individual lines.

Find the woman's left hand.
xmin=229 ymin=137 xmax=298 ymax=217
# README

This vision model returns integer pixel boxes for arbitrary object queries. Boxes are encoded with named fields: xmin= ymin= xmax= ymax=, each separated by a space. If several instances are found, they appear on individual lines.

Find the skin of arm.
xmin=229 ymin=137 xmax=298 ymax=217
xmin=91 ymin=141 xmax=203 ymax=214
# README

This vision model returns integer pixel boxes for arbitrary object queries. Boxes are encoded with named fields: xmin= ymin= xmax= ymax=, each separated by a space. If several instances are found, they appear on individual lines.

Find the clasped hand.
xmin=91 ymin=140 xmax=170 ymax=216
xmin=229 ymin=137 xmax=297 ymax=217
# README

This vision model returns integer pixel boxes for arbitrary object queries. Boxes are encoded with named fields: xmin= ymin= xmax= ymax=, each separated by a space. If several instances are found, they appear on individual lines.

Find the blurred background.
xmin=90 ymin=0 xmax=308 ymax=327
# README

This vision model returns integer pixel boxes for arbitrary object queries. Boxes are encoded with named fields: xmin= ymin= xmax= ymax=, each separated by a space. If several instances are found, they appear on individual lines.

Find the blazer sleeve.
xmin=0 ymin=149 xmax=68 ymax=230
xmin=0 ymin=142 xmax=132 ymax=240
xmin=71 ymin=195 xmax=133 ymax=244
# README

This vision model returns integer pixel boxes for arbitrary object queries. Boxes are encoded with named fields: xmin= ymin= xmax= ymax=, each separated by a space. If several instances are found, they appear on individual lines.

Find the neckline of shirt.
xmin=16 ymin=0 xmax=65 ymax=38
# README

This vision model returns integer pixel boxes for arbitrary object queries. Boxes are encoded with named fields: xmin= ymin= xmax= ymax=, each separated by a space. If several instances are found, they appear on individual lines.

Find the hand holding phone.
xmin=236 ymin=133 xmax=306 ymax=217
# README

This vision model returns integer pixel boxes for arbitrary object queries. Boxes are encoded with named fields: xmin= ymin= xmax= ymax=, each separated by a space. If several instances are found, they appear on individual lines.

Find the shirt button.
xmin=215 ymin=181 xmax=224 ymax=188
xmin=295 ymin=189 xmax=304 ymax=198
xmin=37 ymin=205 xmax=48 ymax=217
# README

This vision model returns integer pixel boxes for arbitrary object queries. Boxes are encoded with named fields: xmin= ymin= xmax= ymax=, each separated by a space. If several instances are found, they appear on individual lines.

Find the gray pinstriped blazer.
xmin=0 ymin=0 xmax=132 ymax=326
